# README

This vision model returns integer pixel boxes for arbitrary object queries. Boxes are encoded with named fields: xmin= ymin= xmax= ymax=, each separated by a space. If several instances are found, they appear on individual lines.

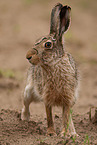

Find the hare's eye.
xmin=45 ymin=42 xmax=52 ymax=48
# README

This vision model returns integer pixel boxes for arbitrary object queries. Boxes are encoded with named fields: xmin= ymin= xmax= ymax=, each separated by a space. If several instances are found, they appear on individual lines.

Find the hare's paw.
xmin=21 ymin=107 xmax=30 ymax=121
xmin=47 ymin=127 xmax=57 ymax=136
xmin=60 ymin=128 xmax=79 ymax=139
xmin=71 ymin=132 xmax=79 ymax=137
xmin=60 ymin=128 xmax=71 ymax=138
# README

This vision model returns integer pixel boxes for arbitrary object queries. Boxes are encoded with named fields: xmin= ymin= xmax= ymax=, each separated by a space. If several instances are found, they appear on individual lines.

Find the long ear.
xmin=59 ymin=5 xmax=71 ymax=37
xmin=50 ymin=3 xmax=63 ymax=34
xmin=50 ymin=3 xmax=71 ymax=39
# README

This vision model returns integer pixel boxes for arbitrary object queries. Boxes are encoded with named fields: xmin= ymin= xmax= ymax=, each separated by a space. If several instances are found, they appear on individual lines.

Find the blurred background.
xmin=0 ymin=0 xmax=97 ymax=115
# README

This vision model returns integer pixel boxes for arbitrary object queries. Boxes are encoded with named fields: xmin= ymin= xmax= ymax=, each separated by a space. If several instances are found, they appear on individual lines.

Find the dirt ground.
xmin=0 ymin=0 xmax=97 ymax=144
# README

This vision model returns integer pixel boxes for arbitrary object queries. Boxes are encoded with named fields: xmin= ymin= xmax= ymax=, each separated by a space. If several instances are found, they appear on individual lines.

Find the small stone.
xmin=55 ymin=114 xmax=59 ymax=119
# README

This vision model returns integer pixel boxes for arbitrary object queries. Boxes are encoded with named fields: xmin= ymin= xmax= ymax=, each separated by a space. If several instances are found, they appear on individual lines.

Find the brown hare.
xmin=21 ymin=3 xmax=79 ymax=137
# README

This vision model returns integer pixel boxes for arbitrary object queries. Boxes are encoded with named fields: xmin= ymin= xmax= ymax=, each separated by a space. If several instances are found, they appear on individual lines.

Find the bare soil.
xmin=0 ymin=0 xmax=97 ymax=144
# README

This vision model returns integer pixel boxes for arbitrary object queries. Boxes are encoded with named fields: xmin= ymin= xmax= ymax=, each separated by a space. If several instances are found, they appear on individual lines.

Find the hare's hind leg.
xmin=45 ymin=105 xmax=57 ymax=136
xmin=21 ymin=84 xmax=33 ymax=121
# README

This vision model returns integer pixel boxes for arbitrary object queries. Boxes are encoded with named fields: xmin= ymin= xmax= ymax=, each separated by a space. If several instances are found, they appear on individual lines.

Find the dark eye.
xmin=45 ymin=42 xmax=52 ymax=48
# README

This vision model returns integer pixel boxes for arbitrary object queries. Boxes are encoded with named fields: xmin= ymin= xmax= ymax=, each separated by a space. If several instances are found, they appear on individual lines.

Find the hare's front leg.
xmin=21 ymin=84 xmax=33 ymax=121
xmin=45 ymin=105 xmax=57 ymax=136
xmin=61 ymin=105 xmax=71 ymax=137
xmin=61 ymin=106 xmax=78 ymax=138
xmin=69 ymin=114 xmax=78 ymax=137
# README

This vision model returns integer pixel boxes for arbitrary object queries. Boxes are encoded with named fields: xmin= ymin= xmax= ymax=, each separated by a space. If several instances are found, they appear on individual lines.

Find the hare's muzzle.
xmin=26 ymin=48 xmax=39 ymax=65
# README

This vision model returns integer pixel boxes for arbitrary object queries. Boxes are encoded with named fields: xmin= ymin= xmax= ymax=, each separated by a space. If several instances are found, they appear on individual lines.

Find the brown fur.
xmin=21 ymin=3 xmax=79 ymax=137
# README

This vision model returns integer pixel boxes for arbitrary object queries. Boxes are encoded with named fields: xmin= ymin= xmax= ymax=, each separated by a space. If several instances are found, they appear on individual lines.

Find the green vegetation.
xmin=0 ymin=69 xmax=15 ymax=79
xmin=0 ymin=69 xmax=24 ymax=80
xmin=71 ymin=135 xmax=76 ymax=143
xmin=84 ymin=134 xmax=90 ymax=145
xmin=36 ymin=137 xmax=48 ymax=144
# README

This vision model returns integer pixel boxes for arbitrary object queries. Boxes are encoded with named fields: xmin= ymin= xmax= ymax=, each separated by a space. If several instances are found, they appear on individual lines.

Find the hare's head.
xmin=26 ymin=3 xmax=71 ymax=65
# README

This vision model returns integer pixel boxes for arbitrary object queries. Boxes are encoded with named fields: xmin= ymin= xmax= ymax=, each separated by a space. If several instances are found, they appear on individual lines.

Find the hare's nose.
xmin=26 ymin=48 xmax=38 ymax=60
xmin=26 ymin=52 xmax=32 ymax=60
xmin=27 ymin=56 xmax=32 ymax=60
